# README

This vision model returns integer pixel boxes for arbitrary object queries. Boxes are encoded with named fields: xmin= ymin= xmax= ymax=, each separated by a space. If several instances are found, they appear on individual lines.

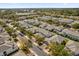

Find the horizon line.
xmin=0 ymin=3 xmax=79 ymax=8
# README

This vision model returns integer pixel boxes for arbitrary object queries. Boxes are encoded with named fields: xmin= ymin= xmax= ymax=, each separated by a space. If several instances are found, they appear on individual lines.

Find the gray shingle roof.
xmin=0 ymin=37 xmax=5 ymax=45
xmin=51 ymin=35 xmax=65 ymax=44
xmin=34 ymin=33 xmax=45 ymax=38
xmin=59 ymin=19 xmax=74 ymax=24
xmin=66 ymin=40 xmax=79 ymax=55
xmin=0 ymin=45 xmax=11 ymax=53
xmin=54 ymin=26 xmax=64 ymax=32
xmin=62 ymin=29 xmax=79 ymax=37
xmin=37 ymin=28 xmax=53 ymax=38
xmin=38 ymin=16 xmax=52 ymax=21
xmin=45 ymin=35 xmax=65 ymax=44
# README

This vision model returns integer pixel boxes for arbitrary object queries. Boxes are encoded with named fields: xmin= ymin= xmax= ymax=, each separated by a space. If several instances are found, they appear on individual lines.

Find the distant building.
xmin=26 ymin=19 xmax=40 ymax=26
xmin=16 ymin=12 xmax=36 ymax=16
xmin=38 ymin=16 xmax=52 ymax=21
xmin=45 ymin=25 xmax=55 ymax=31
xmin=59 ymin=19 xmax=74 ymax=24
xmin=54 ymin=26 xmax=64 ymax=32
xmin=18 ymin=16 xmax=26 ymax=20
xmin=39 ymin=22 xmax=48 ymax=29
xmin=19 ymin=20 xmax=33 ymax=28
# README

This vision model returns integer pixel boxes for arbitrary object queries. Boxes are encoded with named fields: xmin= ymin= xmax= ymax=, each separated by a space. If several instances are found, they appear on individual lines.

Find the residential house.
xmin=0 ymin=42 xmax=18 ymax=56
xmin=62 ymin=29 xmax=79 ymax=41
xmin=45 ymin=35 xmax=65 ymax=44
xmin=59 ymin=19 xmax=74 ymax=24
xmin=65 ymin=40 xmax=79 ymax=56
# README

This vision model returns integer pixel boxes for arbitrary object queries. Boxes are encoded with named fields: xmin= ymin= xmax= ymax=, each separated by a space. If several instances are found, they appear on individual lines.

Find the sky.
xmin=0 ymin=3 xmax=79 ymax=8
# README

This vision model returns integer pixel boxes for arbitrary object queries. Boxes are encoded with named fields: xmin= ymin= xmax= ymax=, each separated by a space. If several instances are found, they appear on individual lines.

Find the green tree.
xmin=19 ymin=27 xmax=26 ymax=35
xmin=72 ymin=22 xmax=79 ymax=29
xmin=12 ymin=22 xmax=19 ymax=27
xmin=34 ymin=35 xmax=45 ymax=45
xmin=5 ymin=27 xmax=14 ymax=36
xmin=46 ymin=20 xmax=53 ymax=24
xmin=26 ymin=30 xmax=34 ymax=39
xmin=14 ymin=38 xmax=18 ymax=42
xmin=48 ymin=42 xmax=71 ymax=56
xmin=19 ymin=41 xmax=30 ymax=54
